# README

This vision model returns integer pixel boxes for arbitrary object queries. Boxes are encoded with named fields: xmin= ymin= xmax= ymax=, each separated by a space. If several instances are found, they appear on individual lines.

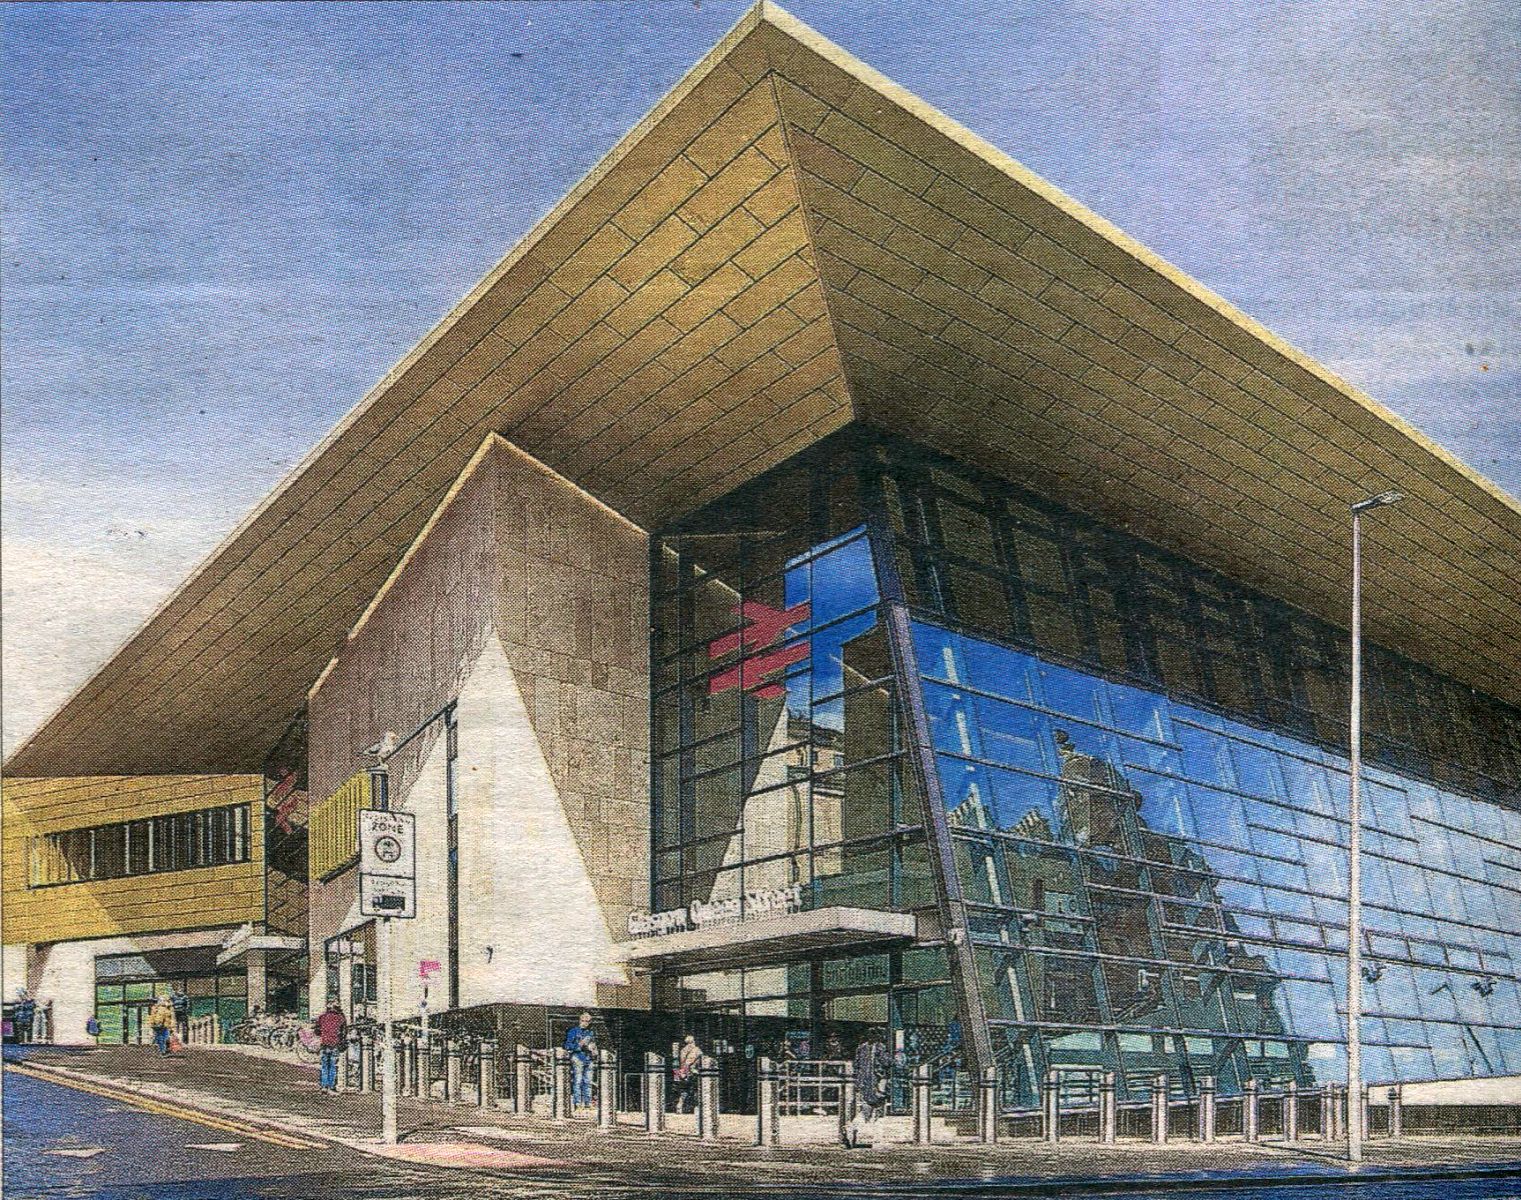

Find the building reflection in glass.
xmin=922 ymin=620 xmax=1521 ymax=1108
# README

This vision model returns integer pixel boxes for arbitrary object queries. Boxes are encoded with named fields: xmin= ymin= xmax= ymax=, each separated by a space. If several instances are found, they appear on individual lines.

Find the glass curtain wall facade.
xmin=650 ymin=431 xmax=1521 ymax=1110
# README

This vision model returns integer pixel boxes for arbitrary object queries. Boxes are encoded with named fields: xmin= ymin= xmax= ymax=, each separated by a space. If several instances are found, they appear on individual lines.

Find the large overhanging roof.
xmin=10 ymin=3 xmax=1519 ymax=776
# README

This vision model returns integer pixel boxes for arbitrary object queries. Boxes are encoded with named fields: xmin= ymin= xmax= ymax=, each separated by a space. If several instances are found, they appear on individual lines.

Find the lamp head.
xmin=1351 ymin=490 xmax=1403 ymax=513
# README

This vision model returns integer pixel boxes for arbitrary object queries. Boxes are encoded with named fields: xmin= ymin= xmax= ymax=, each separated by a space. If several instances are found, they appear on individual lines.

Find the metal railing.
xmin=779 ymin=1058 xmax=854 ymax=1116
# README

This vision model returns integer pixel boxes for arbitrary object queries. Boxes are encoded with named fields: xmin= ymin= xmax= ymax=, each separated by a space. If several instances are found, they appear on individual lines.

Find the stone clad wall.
xmin=307 ymin=436 xmax=650 ymax=1011
xmin=492 ymin=442 xmax=651 ymax=972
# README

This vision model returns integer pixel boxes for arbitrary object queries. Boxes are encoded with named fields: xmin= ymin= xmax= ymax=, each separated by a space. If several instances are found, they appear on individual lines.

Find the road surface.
xmin=5 ymin=1060 xmax=1520 ymax=1198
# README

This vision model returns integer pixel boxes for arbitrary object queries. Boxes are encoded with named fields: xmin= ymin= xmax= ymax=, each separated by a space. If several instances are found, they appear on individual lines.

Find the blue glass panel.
xmin=972 ymin=693 xmax=1054 ymax=776
xmin=966 ymin=641 xmax=1042 ymax=703
xmin=1496 ymin=1026 xmax=1521 ymax=1076
xmin=1278 ymin=979 xmax=1340 ymax=1039
xmin=1184 ymin=786 xmax=1251 ymax=851
xmin=1132 ymin=771 xmax=1193 ymax=840
xmin=1427 ymin=1023 xmax=1474 ymax=1078
xmin=1256 ymin=865 xmax=1313 ymax=904
xmin=922 ymin=681 xmax=981 ymax=757
xmin=937 ymin=754 xmax=1061 ymax=836
xmin=807 ymin=534 xmax=877 ymax=625
xmin=1376 ymin=965 xmax=1420 ymax=1018
xmin=1361 ymin=1044 xmax=1396 ymax=1085
xmin=1389 ymin=1044 xmax=1436 ymax=1082
xmin=1108 ymin=683 xmax=1170 ymax=741
xmin=1365 ymin=781 xmax=1414 ymax=838
xmin=1277 ymin=756 xmax=1338 ymax=817
xmin=1229 ymin=742 xmax=1285 ymax=801
xmin=1036 ymin=664 xmax=1105 ymax=722
xmin=1422 ymin=871 xmax=1472 ymax=926
xmin=1298 ymin=840 xmax=1346 ymax=895
xmin=1268 ymin=946 xmax=1327 ymax=980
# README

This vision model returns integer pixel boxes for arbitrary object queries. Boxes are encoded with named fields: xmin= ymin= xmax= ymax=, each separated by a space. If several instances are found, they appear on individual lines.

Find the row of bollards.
xmin=340 ymin=1031 xmax=730 ymax=1139
xmin=1024 ymin=1069 xmax=1405 ymax=1147
xmin=338 ymin=1030 xmax=1406 ymax=1150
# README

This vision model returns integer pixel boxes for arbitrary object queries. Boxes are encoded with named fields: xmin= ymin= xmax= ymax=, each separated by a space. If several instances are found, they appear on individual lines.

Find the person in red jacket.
xmin=314 ymin=1003 xmax=347 ymax=1093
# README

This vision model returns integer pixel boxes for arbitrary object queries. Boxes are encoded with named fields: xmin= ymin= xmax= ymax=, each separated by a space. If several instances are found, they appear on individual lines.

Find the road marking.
xmin=43 ymin=1148 xmax=106 ymax=1158
xmin=5 ymin=1063 xmax=320 ymax=1150
xmin=186 ymin=1142 xmax=244 ymax=1152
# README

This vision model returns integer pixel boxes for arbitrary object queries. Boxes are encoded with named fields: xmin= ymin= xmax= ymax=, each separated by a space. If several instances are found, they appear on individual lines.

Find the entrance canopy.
xmin=10 ymin=2 xmax=1518 ymax=778
xmin=615 ymin=906 xmax=918 ymax=974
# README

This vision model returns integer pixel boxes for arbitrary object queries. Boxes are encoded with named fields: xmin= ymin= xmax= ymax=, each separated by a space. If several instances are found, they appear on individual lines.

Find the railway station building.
xmin=6 ymin=4 xmax=1520 ymax=1114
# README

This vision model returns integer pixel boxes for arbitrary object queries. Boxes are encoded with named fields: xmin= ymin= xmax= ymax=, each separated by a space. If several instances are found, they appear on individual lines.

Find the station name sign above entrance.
xmin=627 ymin=883 xmax=803 ymax=938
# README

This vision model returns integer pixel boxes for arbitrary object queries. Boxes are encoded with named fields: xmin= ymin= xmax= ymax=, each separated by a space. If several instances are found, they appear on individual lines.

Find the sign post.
xmin=359 ymin=785 xmax=415 ymax=1146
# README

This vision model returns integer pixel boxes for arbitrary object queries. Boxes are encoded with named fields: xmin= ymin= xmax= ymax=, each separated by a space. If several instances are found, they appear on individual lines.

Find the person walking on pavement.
xmin=169 ymin=986 xmax=189 ymax=1042
xmin=148 ymin=996 xmax=176 ymax=1056
xmin=13 ymin=989 xmax=35 ymax=1044
xmin=564 ymin=1012 xmax=598 ymax=1111
xmin=673 ymin=1033 xmax=703 ymax=1114
xmin=848 ymin=1029 xmax=891 ymax=1146
xmin=314 ymin=1002 xmax=347 ymax=1093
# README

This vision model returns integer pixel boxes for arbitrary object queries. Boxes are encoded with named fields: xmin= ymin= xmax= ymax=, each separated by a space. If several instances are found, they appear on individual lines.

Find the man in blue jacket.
xmin=564 ymin=1012 xmax=598 ymax=1110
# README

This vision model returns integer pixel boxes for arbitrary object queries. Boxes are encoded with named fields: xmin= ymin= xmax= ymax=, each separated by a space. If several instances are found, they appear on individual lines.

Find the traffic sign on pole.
xmin=359 ymin=810 xmax=416 ymax=920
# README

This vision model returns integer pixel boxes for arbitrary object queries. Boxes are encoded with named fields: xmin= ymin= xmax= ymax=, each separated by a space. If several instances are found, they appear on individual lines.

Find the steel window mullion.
xmin=863 ymin=473 xmax=995 ymax=1080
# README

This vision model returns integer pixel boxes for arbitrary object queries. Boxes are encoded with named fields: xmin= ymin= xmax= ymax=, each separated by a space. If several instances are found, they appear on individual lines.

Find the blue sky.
xmin=3 ymin=0 xmax=1517 ymax=752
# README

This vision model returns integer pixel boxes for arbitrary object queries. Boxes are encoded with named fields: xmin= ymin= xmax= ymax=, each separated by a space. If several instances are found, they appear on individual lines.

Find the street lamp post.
xmin=1347 ymin=489 xmax=1401 ymax=1164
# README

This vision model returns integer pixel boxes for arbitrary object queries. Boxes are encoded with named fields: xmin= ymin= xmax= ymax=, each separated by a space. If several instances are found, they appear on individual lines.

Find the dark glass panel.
xmin=814 ymin=839 xmax=892 ymax=909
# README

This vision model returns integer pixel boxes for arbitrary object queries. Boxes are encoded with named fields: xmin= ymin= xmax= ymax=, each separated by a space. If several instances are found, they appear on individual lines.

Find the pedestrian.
xmin=13 ymin=990 xmax=35 ymax=1045
xmin=169 ymin=986 xmax=189 ymax=1042
xmin=673 ymin=1033 xmax=703 ymax=1113
xmin=85 ymin=1015 xmax=101 ymax=1040
xmin=149 ymin=996 xmax=176 ymax=1056
xmin=848 ymin=1029 xmax=891 ymax=1146
xmin=563 ymin=1012 xmax=598 ymax=1111
xmin=314 ymin=1001 xmax=347 ymax=1093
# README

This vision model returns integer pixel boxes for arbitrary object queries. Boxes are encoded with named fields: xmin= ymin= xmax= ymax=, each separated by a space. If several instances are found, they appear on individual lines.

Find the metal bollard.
xmin=1388 ymin=1084 xmax=1403 ymax=1139
xmin=597 ymin=1049 xmax=618 ymax=1130
xmin=837 ymin=1063 xmax=857 ymax=1146
xmin=1150 ymin=1074 xmax=1168 ymax=1144
xmin=1319 ymin=1086 xmax=1334 ymax=1142
xmin=697 ymin=1055 xmax=720 ymax=1141
xmin=1099 ymin=1071 xmax=1117 ymax=1145
xmin=339 ymin=1034 xmax=356 ymax=1092
xmin=1198 ymin=1075 xmax=1216 ymax=1143
xmin=360 ymin=1029 xmax=376 ymax=1093
xmin=1042 ymin=1068 xmax=1060 ymax=1143
xmin=513 ymin=1044 xmax=532 ymax=1114
xmin=419 ymin=1031 xmax=437 ymax=1101
xmin=755 ymin=1056 xmax=779 ymax=1147
xmin=643 ymin=1052 xmax=666 ymax=1134
xmin=552 ymin=1047 xmax=571 ymax=1120
xmin=395 ymin=1032 xmax=410 ymax=1096
xmin=445 ymin=1038 xmax=462 ymax=1103
xmin=1243 ymin=1077 xmax=1259 ymax=1143
xmin=480 ymin=1039 xmax=497 ymax=1108
xmin=1283 ymin=1080 xmax=1299 ymax=1142
xmin=978 ymin=1066 xmax=1000 ymax=1145
xmin=912 ymin=1063 xmax=932 ymax=1145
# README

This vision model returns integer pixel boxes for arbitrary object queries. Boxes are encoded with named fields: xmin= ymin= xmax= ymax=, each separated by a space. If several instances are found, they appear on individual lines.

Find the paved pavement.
xmin=5 ymin=1045 xmax=1520 ymax=1198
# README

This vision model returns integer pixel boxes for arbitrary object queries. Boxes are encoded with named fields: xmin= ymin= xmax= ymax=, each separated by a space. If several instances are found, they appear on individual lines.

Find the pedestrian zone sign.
xmin=359 ymin=809 xmax=416 ymax=919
